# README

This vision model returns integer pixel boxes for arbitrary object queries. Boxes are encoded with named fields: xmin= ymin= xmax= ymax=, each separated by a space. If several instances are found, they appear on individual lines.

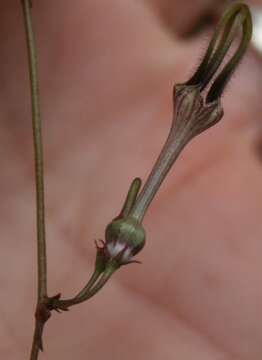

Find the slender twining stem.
xmin=21 ymin=0 xmax=47 ymax=300
xmin=30 ymin=328 xmax=40 ymax=360
xmin=21 ymin=1 xmax=47 ymax=359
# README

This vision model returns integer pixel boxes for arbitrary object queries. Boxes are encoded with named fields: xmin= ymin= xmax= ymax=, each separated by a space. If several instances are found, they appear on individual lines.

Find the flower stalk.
xmin=51 ymin=178 xmax=145 ymax=311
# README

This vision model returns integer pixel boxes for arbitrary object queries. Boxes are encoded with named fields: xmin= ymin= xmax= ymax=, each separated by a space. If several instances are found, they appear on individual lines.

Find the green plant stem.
xmin=75 ymin=269 xmax=102 ymax=298
xmin=30 ymin=327 xmax=40 ymax=360
xmin=21 ymin=0 xmax=47 ymax=302
xmin=21 ymin=1 xmax=47 ymax=359
xmin=55 ymin=266 xmax=116 ymax=310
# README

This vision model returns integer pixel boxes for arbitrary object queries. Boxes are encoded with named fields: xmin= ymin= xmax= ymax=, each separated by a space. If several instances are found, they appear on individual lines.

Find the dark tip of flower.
xmin=186 ymin=3 xmax=252 ymax=102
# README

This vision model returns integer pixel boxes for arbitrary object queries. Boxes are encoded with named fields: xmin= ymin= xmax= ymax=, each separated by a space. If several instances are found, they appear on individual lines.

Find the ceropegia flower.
xmin=52 ymin=3 xmax=253 ymax=311
xmin=129 ymin=2 xmax=253 ymax=223
xmin=102 ymin=2 xmax=252 ymax=266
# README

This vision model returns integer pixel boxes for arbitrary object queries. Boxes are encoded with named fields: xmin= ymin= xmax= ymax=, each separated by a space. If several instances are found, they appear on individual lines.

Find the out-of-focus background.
xmin=0 ymin=0 xmax=262 ymax=359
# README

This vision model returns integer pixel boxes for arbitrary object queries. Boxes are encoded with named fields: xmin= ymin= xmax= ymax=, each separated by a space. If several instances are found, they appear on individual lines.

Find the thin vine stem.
xmin=21 ymin=0 xmax=47 ymax=301
xmin=21 ymin=1 xmax=47 ymax=359
xmin=30 ymin=327 xmax=40 ymax=360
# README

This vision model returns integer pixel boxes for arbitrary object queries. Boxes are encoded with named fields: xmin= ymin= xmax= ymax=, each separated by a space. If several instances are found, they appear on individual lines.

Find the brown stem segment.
xmin=30 ymin=327 xmax=40 ymax=360
xmin=21 ymin=0 xmax=47 ymax=301
xmin=21 ymin=1 xmax=48 ymax=359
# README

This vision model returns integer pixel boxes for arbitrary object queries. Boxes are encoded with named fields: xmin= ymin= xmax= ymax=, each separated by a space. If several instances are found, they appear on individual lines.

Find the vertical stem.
xmin=21 ymin=0 xmax=47 ymax=301
xmin=30 ymin=327 xmax=40 ymax=360
xmin=21 ymin=1 xmax=47 ymax=359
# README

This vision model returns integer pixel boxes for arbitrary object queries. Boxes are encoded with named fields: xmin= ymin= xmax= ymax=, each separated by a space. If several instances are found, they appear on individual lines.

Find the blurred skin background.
xmin=0 ymin=0 xmax=262 ymax=359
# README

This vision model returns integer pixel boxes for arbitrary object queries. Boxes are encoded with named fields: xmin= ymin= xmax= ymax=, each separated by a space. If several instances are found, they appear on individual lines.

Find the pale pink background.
xmin=0 ymin=0 xmax=262 ymax=359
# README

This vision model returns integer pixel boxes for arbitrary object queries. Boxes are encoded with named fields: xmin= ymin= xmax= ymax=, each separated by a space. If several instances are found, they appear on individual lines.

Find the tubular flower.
xmin=99 ymin=2 xmax=252 ymax=272
xmin=51 ymin=2 xmax=253 ymax=313
xmin=129 ymin=2 xmax=253 ymax=223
